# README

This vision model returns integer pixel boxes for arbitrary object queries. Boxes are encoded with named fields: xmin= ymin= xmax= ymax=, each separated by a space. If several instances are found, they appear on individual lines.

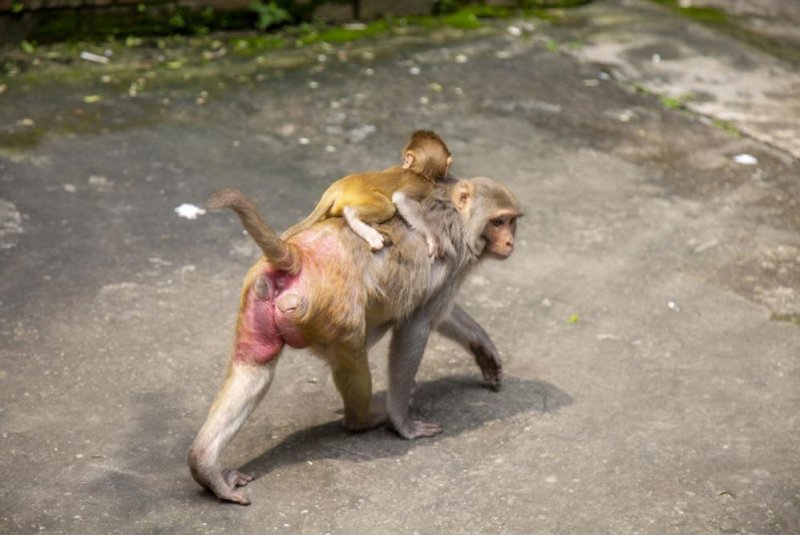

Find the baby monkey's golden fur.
xmin=282 ymin=130 xmax=452 ymax=249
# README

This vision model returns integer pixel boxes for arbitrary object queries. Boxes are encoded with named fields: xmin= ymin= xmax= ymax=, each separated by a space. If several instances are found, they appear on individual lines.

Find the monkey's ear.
xmin=403 ymin=151 xmax=415 ymax=169
xmin=452 ymin=180 xmax=475 ymax=213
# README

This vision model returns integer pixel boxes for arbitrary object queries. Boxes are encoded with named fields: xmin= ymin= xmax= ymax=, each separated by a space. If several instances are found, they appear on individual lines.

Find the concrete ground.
xmin=1 ymin=0 xmax=799 ymax=533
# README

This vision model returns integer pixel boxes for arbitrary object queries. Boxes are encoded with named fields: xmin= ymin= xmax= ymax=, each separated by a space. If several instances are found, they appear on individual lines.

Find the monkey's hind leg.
xmin=188 ymin=359 xmax=278 ymax=505
xmin=329 ymin=347 xmax=387 ymax=431
xmin=387 ymin=314 xmax=443 ymax=439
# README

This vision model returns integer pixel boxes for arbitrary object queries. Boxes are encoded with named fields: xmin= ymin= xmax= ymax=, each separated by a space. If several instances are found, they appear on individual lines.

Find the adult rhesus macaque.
xmin=282 ymin=130 xmax=453 ymax=255
xmin=189 ymin=177 xmax=520 ymax=505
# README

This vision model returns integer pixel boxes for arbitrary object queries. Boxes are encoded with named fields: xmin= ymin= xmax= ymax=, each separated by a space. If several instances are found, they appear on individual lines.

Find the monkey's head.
xmin=452 ymin=177 xmax=521 ymax=259
xmin=402 ymin=130 xmax=452 ymax=181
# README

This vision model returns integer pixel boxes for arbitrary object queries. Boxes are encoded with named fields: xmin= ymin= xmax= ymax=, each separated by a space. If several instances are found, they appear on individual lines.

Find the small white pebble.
xmin=507 ymin=26 xmax=522 ymax=37
xmin=364 ymin=68 xmax=375 ymax=76
xmin=174 ymin=203 xmax=206 ymax=220
xmin=733 ymin=154 xmax=758 ymax=165
xmin=455 ymin=54 xmax=468 ymax=63
xmin=652 ymin=53 xmax=661 ymax=64
xmin=409 ymin=66 xmax=421 ymax=75
xmin=63 ymin=183 xmax=77 ymax=193
xmin=298 ymin=137 xmax=310 ymax=145
xmin=324 ymin=145 xmax=337 ymax=153
xmin=308 ymin=80 xmax=319 ymax=89
xmin=419 ymin=96 xmax=429 ymax=105
xmin=317 ymin=54 xmax=327 ymax=63
xmin=545 ymin=476 xmax=558 ymax=484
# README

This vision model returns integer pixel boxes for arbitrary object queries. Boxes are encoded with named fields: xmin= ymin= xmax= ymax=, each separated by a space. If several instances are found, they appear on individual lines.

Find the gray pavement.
xmin=1 ymin=1 xmax=799 ymax=533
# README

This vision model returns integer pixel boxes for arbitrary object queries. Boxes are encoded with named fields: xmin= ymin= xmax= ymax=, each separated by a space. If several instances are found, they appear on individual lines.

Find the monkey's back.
xmin=327 ymin=166 xmax=434 ymax=219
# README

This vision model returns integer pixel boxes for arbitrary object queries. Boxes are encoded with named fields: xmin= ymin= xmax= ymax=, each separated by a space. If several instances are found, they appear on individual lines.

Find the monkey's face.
xmin=483 ymin=214 xmax=518 ymax=259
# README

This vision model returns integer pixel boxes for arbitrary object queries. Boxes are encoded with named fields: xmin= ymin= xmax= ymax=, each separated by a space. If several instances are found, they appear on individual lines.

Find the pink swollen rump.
xmin=234 ymin=269 xmax=308 ymax=365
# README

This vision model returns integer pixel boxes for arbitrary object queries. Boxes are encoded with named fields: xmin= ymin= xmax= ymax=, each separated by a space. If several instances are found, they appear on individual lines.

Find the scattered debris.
xmin=83 ymin=95 xmax=102 ymax=104
xmin=88 ymin=175 xmax=113 ymax=191
xmin=345 ymin=124 xmax=376 ymax=143
xmin=507 ymin=26 xmax=522 ymax=37
xmin=694 ymin=238 xmax=719 ymax=254
xmin=0 ymin=199 xmax=23 ymax=251
xmin=298 ymin=137 xmax=310 ymax=145
xmin=364 ymin=68 xmax=375 ymax=76
xmin=325 ymin=145 xmax=337 ymax=153
xmin=409 ymin=66 xmax=421 ymax=75
xmin=202 ymin=48 xmax=227 ymax=60
xmin=16 ymin=118 xmax=35 ymax=126
xmin=455 ymin=54 xmax=468 ymax=64
xmin=148 ymin=257 xmax=172 ymax=267
xmin=63 ymin=183 xmax=77 ymax=193
xmin=617 ymin=109 xmax=635 ymax=122
xmin=733 ymin=154 xmax=758 ymax=165
xmin=174 ymin=203 xmax=206 ymax=220
xmin=80 ymin=51 xmax=109 ymax=65
xmin=308 ymin=80 xmax=319 ymax=89
xmin=668 ymin=301 xmax=680 ymax=311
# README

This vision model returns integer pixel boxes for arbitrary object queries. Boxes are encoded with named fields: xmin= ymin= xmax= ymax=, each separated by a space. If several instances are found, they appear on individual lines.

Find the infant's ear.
xmin=402 ymin=151 xmax=415 ymax=169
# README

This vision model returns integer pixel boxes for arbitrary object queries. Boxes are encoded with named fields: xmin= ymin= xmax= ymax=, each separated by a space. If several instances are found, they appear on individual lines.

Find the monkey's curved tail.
xmin=207 ymin=188 xmax=301 ymax=274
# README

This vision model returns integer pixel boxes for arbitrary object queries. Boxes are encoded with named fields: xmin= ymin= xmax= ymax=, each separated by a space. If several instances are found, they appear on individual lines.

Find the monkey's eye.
xmin=491 ymin=218 xmax=505 ymax=227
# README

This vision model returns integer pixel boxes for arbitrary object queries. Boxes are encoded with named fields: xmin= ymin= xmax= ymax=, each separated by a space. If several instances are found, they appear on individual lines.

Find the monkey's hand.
xmin=425 ymin=233 xmax=443 ymax=257
xmin=391 ymin=418 xmax=443 ymax=440
xmin=471 ymin=340 xmax=503 ymax=391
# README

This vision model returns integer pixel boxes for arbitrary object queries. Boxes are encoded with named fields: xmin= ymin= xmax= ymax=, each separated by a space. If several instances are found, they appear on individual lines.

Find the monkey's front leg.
xmin=387 ymin=314 xmax=443 ymax=439
xmin=437 ymin=303 xmax=502 ymax=391
xmin=188 ymin=360 xmax=277 ymax=505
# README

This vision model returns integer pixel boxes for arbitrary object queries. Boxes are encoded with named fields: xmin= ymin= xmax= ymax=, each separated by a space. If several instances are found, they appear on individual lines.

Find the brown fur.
xmin=282 ymin=130 xmax=451 ymax=244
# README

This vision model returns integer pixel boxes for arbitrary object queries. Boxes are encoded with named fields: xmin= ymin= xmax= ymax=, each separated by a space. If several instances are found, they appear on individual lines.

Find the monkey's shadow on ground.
xmin=240 ymin=375 xmax=572 ymax=480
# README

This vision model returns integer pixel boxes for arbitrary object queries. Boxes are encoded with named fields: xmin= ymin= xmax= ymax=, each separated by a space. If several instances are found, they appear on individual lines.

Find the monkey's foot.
xmin=203 ymin=475 xmax=252 ymax=506
xmin=191 ymin=463 xmax=252 ymax=505
xmin=223 ymin=468 xmax=254 ymax=488
xmin=344 ymin=410 xmax=387 ymax=432
xmin=367 ymin=235 xmax=385 ymax=250
xmin=393 ymin=419 xmax=443 ymax=440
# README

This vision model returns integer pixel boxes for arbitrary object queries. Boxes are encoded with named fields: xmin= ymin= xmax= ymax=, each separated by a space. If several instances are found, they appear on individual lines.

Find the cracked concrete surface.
xmin=1 ymin=1 xmax=799 ymax=533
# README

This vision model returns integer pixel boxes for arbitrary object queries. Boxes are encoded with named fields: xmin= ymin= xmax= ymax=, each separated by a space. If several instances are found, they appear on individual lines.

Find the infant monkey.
xmin=282 ymin=130 xmax=452 ymax=255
